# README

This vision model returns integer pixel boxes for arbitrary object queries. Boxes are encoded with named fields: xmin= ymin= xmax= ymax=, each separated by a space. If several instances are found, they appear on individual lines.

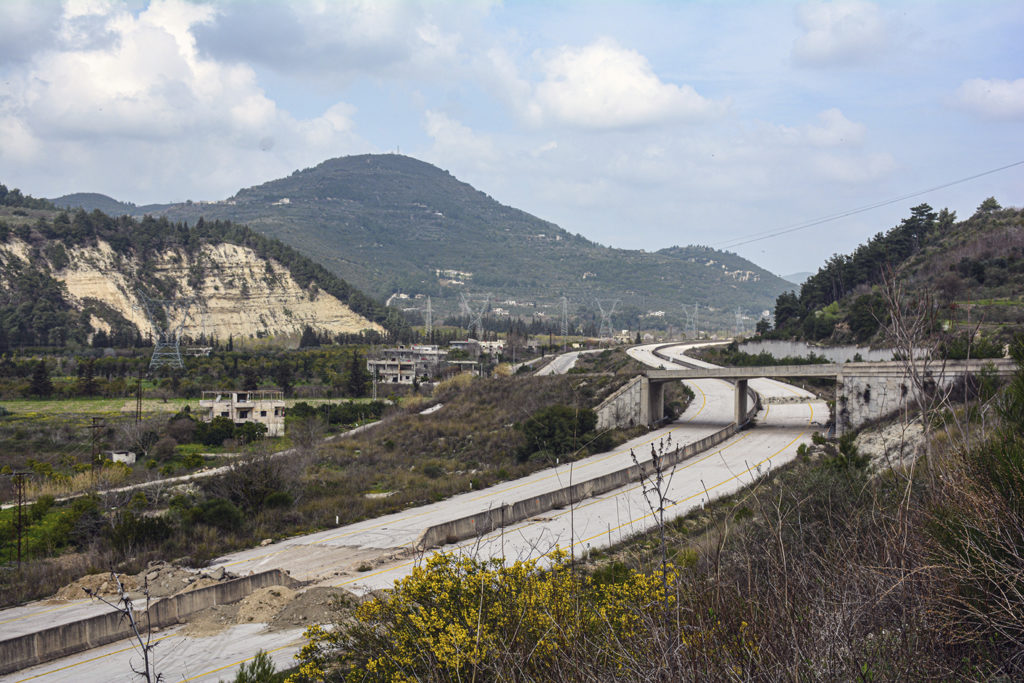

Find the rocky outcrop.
xmin=1 ymin=237 xmax=383 ymax=341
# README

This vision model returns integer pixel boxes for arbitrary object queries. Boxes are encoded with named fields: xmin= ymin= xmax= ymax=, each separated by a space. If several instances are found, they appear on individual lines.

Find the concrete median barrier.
xmin=0 ymin=568 xmax=300 ymax=676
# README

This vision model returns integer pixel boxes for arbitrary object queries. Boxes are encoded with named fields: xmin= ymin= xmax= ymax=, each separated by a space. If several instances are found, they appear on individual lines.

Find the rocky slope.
xmin=0 ymin=204 xmax=389 ymax=347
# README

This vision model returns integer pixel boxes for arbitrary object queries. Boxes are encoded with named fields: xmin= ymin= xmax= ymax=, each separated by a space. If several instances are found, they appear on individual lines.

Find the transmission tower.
xmin=560 ymin=296 xmax=569 ymax=351
xmin=459 ymin=292 xmax=489 ymax=338
xmin=682 ymin=302 xmax=699 ymax=339
xmin=425 ymin=296 xmax=433 ymax=339
xmin=136 ymin=293 xmax=196 ymax=370
xmin=595 ymin=299 xmax=620 ymax=342
xmin=734 ymin=307 xmax=744 ymax=338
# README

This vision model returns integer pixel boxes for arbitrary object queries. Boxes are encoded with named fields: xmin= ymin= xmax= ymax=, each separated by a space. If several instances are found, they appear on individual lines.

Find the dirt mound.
xmin=177 ymin=586 xmax=356 ymax=638
xmin=268 ymin=587 xmax=354 ymax=631
xmin=139 ymin=561 xmax=235 ymax=599
xmin=179 ymin=603 xmax=241 ymax=637
xmin=236 ymin=585 xmax=296 ymax=624
xmin=51 ymin=561 xmax=237 ymax=602
xmin=54 ymin=572 xmax=138 ymax=601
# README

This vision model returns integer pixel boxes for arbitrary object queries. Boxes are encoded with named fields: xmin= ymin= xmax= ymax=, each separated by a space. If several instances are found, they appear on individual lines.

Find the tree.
xmin=29 ymin=360 xmax=53 ymax=398
xmin=773 ymin=291 xmax=801 ymax=331
xmin=77 ymin=358 xmax=98 ymax=396
xmin=755 ymin=317 xmax=771 ymax=336
xmin=232 ymin=650 xmax=277 ymax=682
xmin=347 ymin=351 xmax=369 ymax=397
xmin=299 ymin=325 xmax=320 ymax=348
xmin=273 ymin=361 xmax=293 ymax=395
xmin=976 ymin=196 xmax=1001 ymax=214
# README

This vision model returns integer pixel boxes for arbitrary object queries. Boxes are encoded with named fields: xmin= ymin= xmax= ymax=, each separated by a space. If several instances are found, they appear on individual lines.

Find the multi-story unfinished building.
xmin=367 ymin=345 xmax=447 ymax=384
xmin=199 ymin=390 xmax=286 ymax=436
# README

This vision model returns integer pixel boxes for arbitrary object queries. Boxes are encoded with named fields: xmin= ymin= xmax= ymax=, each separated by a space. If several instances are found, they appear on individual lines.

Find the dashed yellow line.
xmin=0 ymin=599 xmax=93 ymax=626
xmin=181 ymin=639 xmax=305 ymax=681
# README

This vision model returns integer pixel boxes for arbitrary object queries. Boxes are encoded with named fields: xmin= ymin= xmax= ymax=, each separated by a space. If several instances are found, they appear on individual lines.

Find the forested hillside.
xmin=772 ymin=199 xmax=1023 ymax=346
xmin=0 ymin=186 xmax=404 ymax=349
xmin=54 ymin=154 xmax=792 ymax=329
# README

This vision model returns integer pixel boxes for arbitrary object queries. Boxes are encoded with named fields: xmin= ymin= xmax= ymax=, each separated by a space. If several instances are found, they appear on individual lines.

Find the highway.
xmin=2 ymin=343 xmax=825 ymax=682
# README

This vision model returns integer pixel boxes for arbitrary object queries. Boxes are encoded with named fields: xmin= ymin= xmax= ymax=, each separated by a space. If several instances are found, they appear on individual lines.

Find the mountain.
xmin=51 ymin=192 xmax=137 ymax=216
xmin=782 ymin=271 xmax=813 ymax=286
xmin=772 ymin=199 xmax=1024 ymax=347
xmin=0 ymin=194 xmax=395 ymax=349
xmin=65 ymin=154 xmax=792 ymax=330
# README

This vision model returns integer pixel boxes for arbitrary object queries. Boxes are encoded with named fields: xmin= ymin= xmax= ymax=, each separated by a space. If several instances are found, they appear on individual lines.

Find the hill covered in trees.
xmin=0 ymin=186 xmax=404 ymax=350
xmin=53 ymin=154 xmax=792 ymax=330
xmin=771 ymin=199 xmax=1024 ymax=346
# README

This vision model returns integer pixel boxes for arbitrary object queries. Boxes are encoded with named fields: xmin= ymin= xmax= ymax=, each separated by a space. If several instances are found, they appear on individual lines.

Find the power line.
xmin=717 ymin=159 xmax=1024 ymax=250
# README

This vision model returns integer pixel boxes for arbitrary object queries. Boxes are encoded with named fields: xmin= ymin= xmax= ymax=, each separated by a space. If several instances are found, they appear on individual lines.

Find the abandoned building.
xmin=199 ymin=390 xmax=286 ymax=436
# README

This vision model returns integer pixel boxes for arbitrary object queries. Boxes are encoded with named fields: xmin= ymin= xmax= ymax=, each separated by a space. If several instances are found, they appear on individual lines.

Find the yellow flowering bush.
xmin=288 ymin=551 xmax=682 ymax=682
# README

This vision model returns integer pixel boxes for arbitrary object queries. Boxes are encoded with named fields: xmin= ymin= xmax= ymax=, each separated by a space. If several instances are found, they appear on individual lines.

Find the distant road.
xmin=535 ymin=349 xmax=601 ymax=375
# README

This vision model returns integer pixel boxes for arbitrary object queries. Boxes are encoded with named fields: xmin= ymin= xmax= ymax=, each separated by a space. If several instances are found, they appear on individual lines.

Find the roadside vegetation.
xmin=0 ymin=350 xmax=665 ymax=607
xmin=283 ymin=339 xmax=1024 ymax=681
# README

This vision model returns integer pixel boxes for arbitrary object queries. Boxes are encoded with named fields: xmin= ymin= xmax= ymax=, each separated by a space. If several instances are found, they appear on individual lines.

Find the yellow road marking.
xmin=12 ymin=633 xmax=179 ymax=682
xmin=181 ymin=639 xmax=305 ymax=681
xmin=0 ymin=599 xmax=93 ymax=626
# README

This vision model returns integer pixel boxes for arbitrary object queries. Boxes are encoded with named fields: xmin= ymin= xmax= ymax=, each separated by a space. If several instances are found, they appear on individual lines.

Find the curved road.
xmin=2 ymin=342 xmax=826 ymax=682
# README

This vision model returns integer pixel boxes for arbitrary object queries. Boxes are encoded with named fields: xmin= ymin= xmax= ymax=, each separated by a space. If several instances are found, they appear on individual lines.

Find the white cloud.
xmin=192 ymin=0 xmax=470 ymax=84
xmin=0 ymin=0 xmax=366 ymax=200
xmin=792 ymin=1 xmax=887 ymax=66
xmin=955 ymin=78 xmax=1024 ymax=119
xmin=804 ymin=108 xmax=866 ymax=146
xmin=527 ymin=38 xmax=728 ymax=129
xmin=424 ymin=111 xmax=498 ymax=164
xmin=812 ymin=151 xmax=895 ymax=183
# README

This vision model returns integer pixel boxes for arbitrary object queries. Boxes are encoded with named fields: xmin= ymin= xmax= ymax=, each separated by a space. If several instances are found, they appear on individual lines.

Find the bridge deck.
xmin=646 ymin=358 xmax=1015 ymax=381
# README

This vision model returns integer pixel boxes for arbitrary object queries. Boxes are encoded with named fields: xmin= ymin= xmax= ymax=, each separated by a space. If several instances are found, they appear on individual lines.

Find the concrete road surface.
xmin=1 ymin=342 xmax=825 ymax=682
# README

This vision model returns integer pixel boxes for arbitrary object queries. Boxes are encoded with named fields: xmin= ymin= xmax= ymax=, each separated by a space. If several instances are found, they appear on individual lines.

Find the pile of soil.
xmin=53 ymin=572 xmax=138 ymax=601
xmin=178 ymin=586 xmax=354 ymax=638
xmin=267 ymin=587 xmax=353 ymax=631
xmin=51 ymin=561 xmax=236 ymax=602
xmin=237 ymin=585 xmax=297 ymax=624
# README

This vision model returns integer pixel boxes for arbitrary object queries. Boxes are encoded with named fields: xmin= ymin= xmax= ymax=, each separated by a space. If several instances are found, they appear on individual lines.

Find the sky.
xmin=0 ymin=0 xmax=1022 ymax=277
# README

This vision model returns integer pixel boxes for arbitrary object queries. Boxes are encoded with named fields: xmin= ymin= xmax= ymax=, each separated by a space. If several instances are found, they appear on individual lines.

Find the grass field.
xmin=0 ymin=395 xmax=380 ymax=417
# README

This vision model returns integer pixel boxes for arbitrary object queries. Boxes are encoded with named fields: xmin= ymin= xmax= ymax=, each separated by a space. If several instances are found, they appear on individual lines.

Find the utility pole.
xmin=90 ymin=417 xmax=105 ymax=470
xmin=5 ymin=471 xmax=29 ymax=569
xmin=135 ymin=373 xmax=143 ymax=425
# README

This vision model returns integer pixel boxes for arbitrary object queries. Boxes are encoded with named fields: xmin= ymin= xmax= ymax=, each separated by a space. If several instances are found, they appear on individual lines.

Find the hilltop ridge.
xmin=53 ymin=154 xmax=792 ymax=329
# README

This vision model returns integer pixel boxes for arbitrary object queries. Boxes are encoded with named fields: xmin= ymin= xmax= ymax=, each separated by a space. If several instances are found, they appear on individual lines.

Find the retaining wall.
xmin=416 ymin=389 xmax=759 ymax=551
xmin=595 ymin=375 xmax=646 ymax=431
xmin=0 ymin=568 xmax=299 ymax=676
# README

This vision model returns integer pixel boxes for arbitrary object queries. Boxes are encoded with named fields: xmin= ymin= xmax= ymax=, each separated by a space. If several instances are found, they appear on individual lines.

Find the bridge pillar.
xmin=648 ymin=379 xmax=665 ymax=425
xmin=835 ymin=374 xmax=845 ymax=437
xmin=735 ymin=379 xmax=748 ymax=425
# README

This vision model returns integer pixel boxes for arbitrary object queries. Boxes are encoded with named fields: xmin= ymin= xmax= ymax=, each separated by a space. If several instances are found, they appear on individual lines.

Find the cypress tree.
xmin=30 ymin=360 xmax=53 ymax=398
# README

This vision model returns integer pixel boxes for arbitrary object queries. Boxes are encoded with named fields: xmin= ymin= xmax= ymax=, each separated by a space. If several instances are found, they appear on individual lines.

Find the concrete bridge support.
xmin=647 ymin=378 xmax=664 ymax=426
xmin=734 ymin=379 xmax=748 ymax=425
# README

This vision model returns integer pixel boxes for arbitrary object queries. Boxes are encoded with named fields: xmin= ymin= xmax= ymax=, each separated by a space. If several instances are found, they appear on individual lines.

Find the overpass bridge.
xmin=643 ymin=358 xmax=1016 ymax=434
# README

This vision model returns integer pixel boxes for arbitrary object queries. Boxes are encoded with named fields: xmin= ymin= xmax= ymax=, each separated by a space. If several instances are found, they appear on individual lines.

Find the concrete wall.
xmin=0 ymin=569 xmax=299 ymax=676
xmin=416 ymin=388 xmax=761 ymax=551
xmin=595 ymin=375 xmax=648 ymax=431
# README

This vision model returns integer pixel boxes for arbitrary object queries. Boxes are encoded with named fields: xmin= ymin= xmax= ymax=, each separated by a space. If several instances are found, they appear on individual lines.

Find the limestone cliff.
xmin=0 ymin=237 xmax=384 ymax=342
